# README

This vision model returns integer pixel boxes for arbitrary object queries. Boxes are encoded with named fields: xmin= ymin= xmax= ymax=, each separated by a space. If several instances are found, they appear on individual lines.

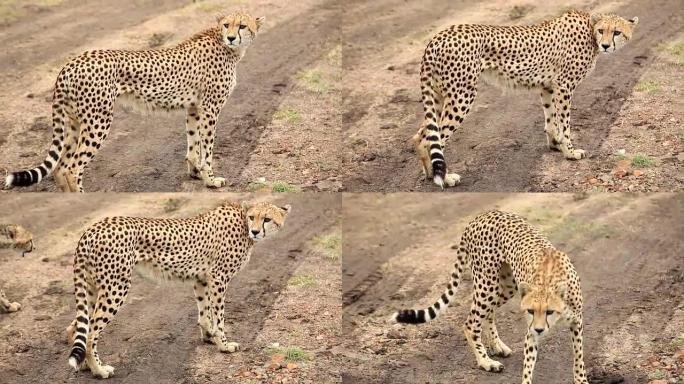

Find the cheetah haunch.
xmin=414 ymin=10 xmax=638 ymax=188
xmin=5 ymin=11 xmax=264 ymax=192
xmin=66 ymin=201 xmax=290 ymax=378
xmin=393 ymin=211 xmax=588 ymax=384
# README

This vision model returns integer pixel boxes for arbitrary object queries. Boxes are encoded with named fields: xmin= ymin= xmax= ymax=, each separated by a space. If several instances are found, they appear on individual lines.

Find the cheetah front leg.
xmin=207 ymin=275 xmax=239 ymax=353
xmin=521 ymin=331 xmax=539 ymax=384
xmin=552 ymin=84 xmax=586 ymax=160
xmin=464 ymin=293 xmax=504 ymax=372
xmin=0 ymin=288 xmax=21 ymax=313
xmin=194 ymin=107 xmax=226 ymax=188
xmin=570 ymin=320 xmax=589 ymax=384
xmin=185 ymin=106 xmax=202 ymax=180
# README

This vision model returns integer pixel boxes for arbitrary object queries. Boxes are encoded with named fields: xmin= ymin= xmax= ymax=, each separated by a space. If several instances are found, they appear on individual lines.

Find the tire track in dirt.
xmin=341 ymin=194 xmax=684 ymax=383
xmin=341 ymin=0 xmax=683 ymax=192
xmin=0 ymin=193 xmax=340 ymax=383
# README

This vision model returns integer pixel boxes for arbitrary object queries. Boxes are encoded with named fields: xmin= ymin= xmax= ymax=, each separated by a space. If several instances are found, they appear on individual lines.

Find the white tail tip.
xmin=389 ymin=312 xmax=399 ymax=324
xmin=433 ymin=175 xmax=444 ymax=189
xmin=4 ymin=173 xmax=13 ymax=189
xmin=68 ymin=357 xmax=79 ymax=371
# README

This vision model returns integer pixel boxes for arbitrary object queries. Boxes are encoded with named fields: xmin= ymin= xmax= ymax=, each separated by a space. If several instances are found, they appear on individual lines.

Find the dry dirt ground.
xmin=0 ymin=193 xmax=342 ymax=383
xmin=0 ymin=0 xmax=341 ymax=193
xmin=341 ymin=193 xmax=684 ymax=383
xmin=341 ymin=0 xmax=684 ymax=193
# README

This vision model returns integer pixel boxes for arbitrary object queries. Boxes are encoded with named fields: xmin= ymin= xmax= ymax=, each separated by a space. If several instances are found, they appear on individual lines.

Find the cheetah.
xmin=413 ymin=10 xmax=639 ymax=188
xmin=65 ymin=201 xmax=291 ymax=378
xmin=0 ymin=224 xmax=34 ymax=313
xmin=393 ymin=211 xmax=588 ymax=384
xmin=4 ymin=11 xmax=265 ymax=192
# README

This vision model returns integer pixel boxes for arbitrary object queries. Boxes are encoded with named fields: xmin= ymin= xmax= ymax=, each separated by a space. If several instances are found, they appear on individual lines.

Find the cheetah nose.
xmin=227 ymin=36 xmax=236 ymax=43
xmin=601 ymin=43 xmax=611 ymax=50
xmin=251 ymin=230 xmax=260 ymax=236
xmin=534 ymin=327 xmax=544 ymax=335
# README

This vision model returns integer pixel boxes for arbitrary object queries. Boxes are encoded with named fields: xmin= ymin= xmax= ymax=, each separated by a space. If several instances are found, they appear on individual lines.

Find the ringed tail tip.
xmin=68 ymin=356 xmax=79 ymax=371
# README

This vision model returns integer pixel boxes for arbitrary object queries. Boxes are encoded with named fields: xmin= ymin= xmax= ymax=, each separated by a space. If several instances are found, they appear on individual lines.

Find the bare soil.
xmin=341 ymin=193 xmax=684 ymax=383
xmin=0 ymin=193 xmax=342 ymax=383
xmin=0 ymin=0 xmax=341 ymax=192
xmin=341 ymin=0 xmax=684 ymax=192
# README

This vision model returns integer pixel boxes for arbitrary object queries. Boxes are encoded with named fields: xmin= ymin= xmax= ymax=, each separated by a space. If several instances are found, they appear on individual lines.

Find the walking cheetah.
xmin=4 ymin=11 xmax=264 ymax=192
xmin=393 ymin=211 xmax=587 ymax=384
xmin=0 ymin=224 xmax=34 ymax=313
xmin=414 ymin=10 xmax=639 ymax=188
xmin=66 ymin=201 xmax=291 ymax=378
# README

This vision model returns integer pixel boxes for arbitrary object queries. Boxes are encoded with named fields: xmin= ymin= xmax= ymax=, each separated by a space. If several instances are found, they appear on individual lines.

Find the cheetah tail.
xmin=392 ymin=248 xmax=469 ymax=324
xmin=68 ymin=251 xmax=91 ymax=370
xmin=419 ymin=63 xmax=447 ymax=187
xmin=5 ymin=90 xmax=68 ymax=189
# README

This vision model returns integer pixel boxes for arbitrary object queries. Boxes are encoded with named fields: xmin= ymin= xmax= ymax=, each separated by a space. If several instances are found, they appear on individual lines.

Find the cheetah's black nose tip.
xmin=251 ymin=230 xmax=260 ymax=236
xmin=601 ymin=43 xmax=611 ymax=50
xmin=534 ymin=328 xmax=544 ymax=334
xmin=227 ymin=36 xmax=236 ymax=43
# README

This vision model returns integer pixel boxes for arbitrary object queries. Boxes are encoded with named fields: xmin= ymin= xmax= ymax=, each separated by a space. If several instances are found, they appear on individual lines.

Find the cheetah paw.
xmin=479 ymin=359 xmax=504 ymax=373
xmin=219 ymin=341 xmax=240 ymax=353
xmin=92 ymin=364 xmax=115 ymax=379
xmin=490 ymin=342 xmax=512 ymax=357
xmin=565 ymin=149 xmax=586 ymax=160
xmin=205 ymin=177 xmax=226 ymax=188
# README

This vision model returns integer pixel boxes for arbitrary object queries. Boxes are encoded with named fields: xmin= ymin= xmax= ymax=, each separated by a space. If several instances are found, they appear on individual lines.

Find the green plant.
xmin=271 ymin=181 xmax=298 ymax=192
xmin=297 ymin=69 xmax=331 ymax=93
xmin=631 ymin=154 xmax=655 ymax=168
xmin=313 ymin=233 xmax=341 ymax=261
xmin=273 ymin=107 xmax=302 ymax=124
xmin=634 ymin=80 xmax=661 ymax=93
xmin=266 ymin=345 xmax=312 ymax=362
xmin=288 ymin=275 xmax=317 ymax=288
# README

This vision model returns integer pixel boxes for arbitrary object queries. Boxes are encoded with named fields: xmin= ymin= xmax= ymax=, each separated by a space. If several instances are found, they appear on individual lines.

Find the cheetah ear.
xmin=629 ymin=17 xmax=639 ymax=25
xmin=6 ymin=225 xmax=16 ymax=240
xmin=556 ymin=282 xmax=567 ymax=300
xmin=590 ymin=13 xmax=603 ymax=26
xmin=240 ymin=201 xmax=252 ymax=211
xmin=255 ymin=16 xmax=265 ymax=31
xmin=518 ymin=282 xmax=531 ymax=297
xmin=280 ymin=204 xmax=292 ymax=214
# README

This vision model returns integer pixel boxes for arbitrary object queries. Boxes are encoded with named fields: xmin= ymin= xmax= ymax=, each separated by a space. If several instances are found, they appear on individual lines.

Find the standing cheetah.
xmin=0 ymin=224 xmax=34 ymax=313
xmin=414 ymin=10 xmax=639 ymax=188
xmin=393 ymin=211 xmax=588 ymax=384
xmin=66 ymin=201 xmax=291 ymax=378
xmin=4 ymin=11 xmax=264 ymax=192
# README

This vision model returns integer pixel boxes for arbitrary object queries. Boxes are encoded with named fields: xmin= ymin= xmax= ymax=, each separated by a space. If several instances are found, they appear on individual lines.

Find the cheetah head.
xmin=217 ymin=11 xmax=265 ymax=50
xmin=1 ymin=224 xmax=34 ymax=256
xmin=518 ymin=249 xmax=568 ymax=338
xmin=244 ymin=202 xmax=291 ymax=241
xmin=592 ymin=14 xmax=639 ymax=54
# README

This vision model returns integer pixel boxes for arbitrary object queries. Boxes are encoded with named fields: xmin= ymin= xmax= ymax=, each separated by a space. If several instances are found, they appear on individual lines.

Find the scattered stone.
xmin=633 ymin=170 xmax=644 ymax=177
xmin=34 ymin=315 xmax=52 ymax=321
xmin=386 ymin=65 xmax=396 ymax=71
xmin=386 ymin=328 xmax=406 ymax=340
xmin=380 ymin=123 xmax=398 ymax=130
xmin=599 ymin=174 xmax=612 ymax=183
xmin=677 ymin=153 xmax=684 ymax=162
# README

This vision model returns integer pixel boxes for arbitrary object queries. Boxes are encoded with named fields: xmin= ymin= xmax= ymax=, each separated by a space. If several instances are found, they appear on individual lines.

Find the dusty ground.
xmin=0 ymin=193 xmax=342 ymax=383
xmin=341 ymin=193 xmax=684 ymax=383
xmin=341 ymin=0 xmax=684 ymax=192
xmin=0 ymin=0 xmax=341 ymax=192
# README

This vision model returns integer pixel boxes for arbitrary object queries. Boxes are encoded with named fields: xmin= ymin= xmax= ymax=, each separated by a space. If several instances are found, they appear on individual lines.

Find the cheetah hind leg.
xmin=412 ymin=122 xmax=432 ymax=179
xmin=185 ymin=158 xmax=201 ymax=180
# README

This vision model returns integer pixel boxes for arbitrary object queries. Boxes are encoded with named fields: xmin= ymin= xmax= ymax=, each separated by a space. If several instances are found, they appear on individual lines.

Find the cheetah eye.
xmin=613 ymin=31 xmax=622 ymax=36
xmin=546 ymin=310 xmax=555 ymax=316
xmin=248 ymin=216 xmax=254 ymax=221
xmin=597 ymin=29 xmax=604 ymax=34
xmin=223 ymin=23 xmax=230 ymax=29
xmin=527 ymin=309 xmax=534 ymax=315
xmin=239 ymin=24 xmax=246 ymax=30
xmin=263 ymin=218 xmax=272 ymax=223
